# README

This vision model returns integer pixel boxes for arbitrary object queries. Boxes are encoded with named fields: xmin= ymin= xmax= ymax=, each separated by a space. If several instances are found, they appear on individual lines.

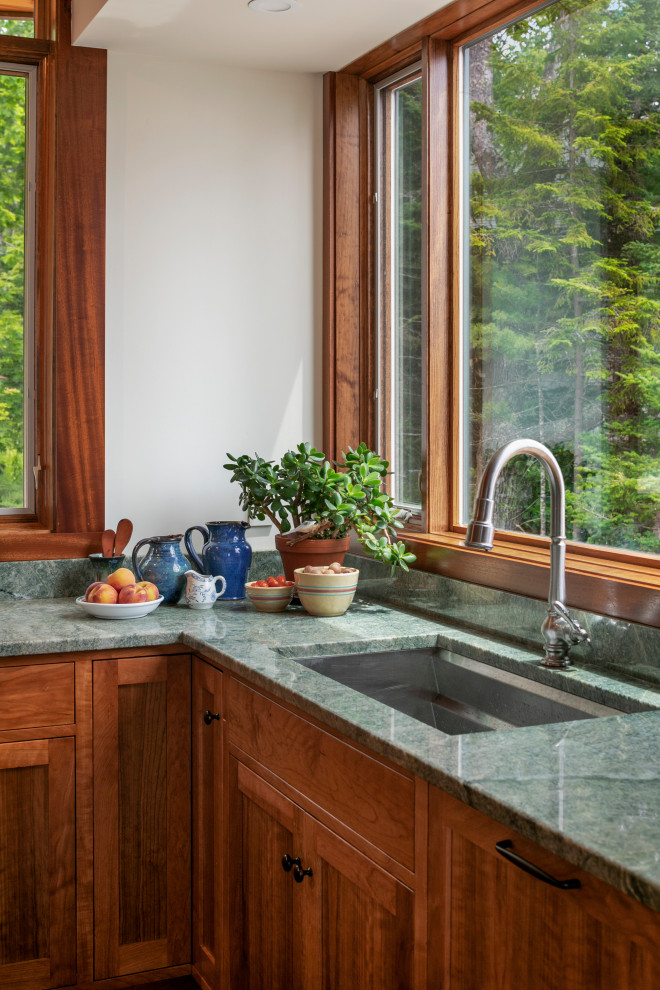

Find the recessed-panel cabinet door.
xmin=225 ymin=756 xmax=302 ymax=990
xmin=0 ymin=737 xmax=76 ymax=990
xmin=304 ymin=816 xmax=416 ymax=990
xmin=93 ymin=655 xmax=191 ymax=980
xmin=429 ymin=788 xmax=660 ymax=990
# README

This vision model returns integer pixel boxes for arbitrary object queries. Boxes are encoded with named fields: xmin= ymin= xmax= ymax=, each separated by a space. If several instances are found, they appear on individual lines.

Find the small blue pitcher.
xmin=184 ymin=521 xmax=252 ymax=600
xmin=132 ymin=534 xmax=189 ymax=605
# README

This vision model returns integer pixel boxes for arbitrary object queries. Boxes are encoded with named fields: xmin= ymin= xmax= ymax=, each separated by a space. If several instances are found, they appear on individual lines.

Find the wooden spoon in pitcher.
xmin=114 ymin=518 xmax=133 ymax=556
xmin=101 ymin=529 xmax=115 ymax=557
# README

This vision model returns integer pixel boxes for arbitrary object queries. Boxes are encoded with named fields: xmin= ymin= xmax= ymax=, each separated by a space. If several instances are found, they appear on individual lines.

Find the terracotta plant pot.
xmin=275 ymin=534 xmax=351 ymax=583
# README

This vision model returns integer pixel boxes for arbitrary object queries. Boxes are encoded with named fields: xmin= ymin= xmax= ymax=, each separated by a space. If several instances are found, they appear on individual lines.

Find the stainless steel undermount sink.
xmin=291 ymin=647 xmax=627 ymax=735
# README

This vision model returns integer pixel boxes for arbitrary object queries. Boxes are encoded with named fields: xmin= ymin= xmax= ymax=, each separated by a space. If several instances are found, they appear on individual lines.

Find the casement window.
xmin=324 ymin=0 xmax=660 ymax=624
xmin=0 ymin=0 xmax=106 ymax=559
xmin=0 ymin=59 xmax=36 ymax=515
xmin=376 ymin=66 xmax=423 ymax=518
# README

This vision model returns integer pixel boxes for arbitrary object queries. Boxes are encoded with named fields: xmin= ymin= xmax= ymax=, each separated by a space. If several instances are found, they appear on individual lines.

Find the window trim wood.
xmin=324 ymin=0 xmax=660 ymax=626
xmin=0 ymin=0 xmax=106 ymax=561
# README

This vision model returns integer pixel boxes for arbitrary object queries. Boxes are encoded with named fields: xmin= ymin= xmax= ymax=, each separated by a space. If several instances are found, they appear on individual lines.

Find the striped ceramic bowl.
xmin=293 ymin=567 xmax=359 ymax=617
xmin=245 ymin=580 xmax=294 ymax=613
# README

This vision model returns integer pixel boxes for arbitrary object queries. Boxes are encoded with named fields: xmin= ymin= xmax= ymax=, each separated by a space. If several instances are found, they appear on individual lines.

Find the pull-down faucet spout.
xmin=465 ymin=439 xmax=589 ymax=668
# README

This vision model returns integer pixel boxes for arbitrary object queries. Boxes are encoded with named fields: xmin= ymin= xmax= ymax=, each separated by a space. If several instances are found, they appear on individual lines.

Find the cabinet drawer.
xmin=0 ymin=663 xmax=75 ymax=729
xmin=226 ymin=676 xmax=416 ymax=869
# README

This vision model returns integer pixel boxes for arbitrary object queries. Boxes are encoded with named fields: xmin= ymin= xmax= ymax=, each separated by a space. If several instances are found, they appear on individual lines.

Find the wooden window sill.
xmin=0 ymin=525 xmax=102 ymax=561
xmin=350 ymin=530 xmax=660 ymax=627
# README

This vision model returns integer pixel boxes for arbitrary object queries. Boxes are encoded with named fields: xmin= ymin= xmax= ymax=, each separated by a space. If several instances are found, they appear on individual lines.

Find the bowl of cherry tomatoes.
xmin=245 ymin=574 xmax=295 ymax=613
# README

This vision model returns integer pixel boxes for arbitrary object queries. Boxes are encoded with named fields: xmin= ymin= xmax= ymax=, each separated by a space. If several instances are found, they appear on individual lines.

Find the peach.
xmin=84 ymin=581 xmax=105 ymax=601
xmin=135 ymin=581 xmax=159 ymax=602
xmin=117 ymin=583 xmax=149 ymax=604
xmin=86 ymin=582 xmax=118 ymax=604
xmin=107 ymin=567 xmax=136 ymax=592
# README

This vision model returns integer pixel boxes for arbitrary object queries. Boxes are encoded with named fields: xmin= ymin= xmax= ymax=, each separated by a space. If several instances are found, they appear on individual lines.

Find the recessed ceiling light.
xmin=248 ymin=0 xmax=299 ymax=12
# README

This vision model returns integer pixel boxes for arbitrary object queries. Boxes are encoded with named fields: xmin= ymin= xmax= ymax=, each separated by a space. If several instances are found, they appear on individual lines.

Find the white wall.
xmin=104 ymin=53 xmax=323 ymax=554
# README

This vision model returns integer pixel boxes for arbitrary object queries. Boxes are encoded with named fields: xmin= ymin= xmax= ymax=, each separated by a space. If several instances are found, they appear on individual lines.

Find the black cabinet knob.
xmin=293 ymin=863 xmax=313 ymax=883
xmin=203 ymin=710 xmax=220 ymax=725
xmin=282 ymin=854 xmax=301 ymax=872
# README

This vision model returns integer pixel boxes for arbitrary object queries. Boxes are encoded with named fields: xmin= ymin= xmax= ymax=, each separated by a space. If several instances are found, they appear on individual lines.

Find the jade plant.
xmin=224 ymin=442 xmax=416 ymax=571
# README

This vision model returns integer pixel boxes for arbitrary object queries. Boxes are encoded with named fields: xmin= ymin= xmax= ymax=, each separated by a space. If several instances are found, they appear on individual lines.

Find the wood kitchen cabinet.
xmin=192 ymin=657 xmax=224 ymax=990
xmin=429 ymin=787 xmax=660 ymax=990
xmin=93 ymin=653 xmax=192 ymax=980
xmin=223 ymin=675 xmax=427 ymax=990
xmin=0 ymin=662 xmax=77 ymax=990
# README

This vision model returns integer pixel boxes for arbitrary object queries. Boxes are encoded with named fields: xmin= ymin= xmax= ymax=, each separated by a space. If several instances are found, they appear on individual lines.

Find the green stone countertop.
xmin=3 ymin=592 xmax=660 ymax=914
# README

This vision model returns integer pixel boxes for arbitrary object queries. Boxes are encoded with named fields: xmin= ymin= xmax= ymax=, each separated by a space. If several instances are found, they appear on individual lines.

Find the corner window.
xmin=461 ymin=0 xmax=660 ymax=555
xmin=326 ymin=0 xmax=660 ymax=619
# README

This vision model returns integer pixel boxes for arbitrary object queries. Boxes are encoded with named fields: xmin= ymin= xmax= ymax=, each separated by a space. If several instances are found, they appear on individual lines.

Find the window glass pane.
xmin=0 ymin=19 xmax=34 ymax=38
xmin=462 ymin=0 xmax=660 ymax=552
xmin=0 ymin=66 xmax=32 ymax=511
xmin=394 ymin=77 xmax=423 ymax=508
xmin=379 ymin=74 xmax=423 ymax=511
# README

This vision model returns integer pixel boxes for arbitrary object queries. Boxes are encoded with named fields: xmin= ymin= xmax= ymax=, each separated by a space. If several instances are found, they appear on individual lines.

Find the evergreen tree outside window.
xmin=461 ymin=0 xmax=660 ymax=553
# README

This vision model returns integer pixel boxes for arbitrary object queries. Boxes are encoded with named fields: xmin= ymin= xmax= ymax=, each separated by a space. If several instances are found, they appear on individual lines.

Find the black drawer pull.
xmin=495 ymin=839 xmax=581 ymax=889
xmin=203 ymin=710 xmax=220 ymax=725
xmin=282 ymin=854 xmax=300 ymax=872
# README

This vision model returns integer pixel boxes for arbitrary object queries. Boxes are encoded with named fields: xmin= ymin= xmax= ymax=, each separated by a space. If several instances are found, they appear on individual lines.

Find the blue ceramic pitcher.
xmin=132 ymin=534 xmax=189 ymax=605
xmin=184 ymin=521 xmax=252 ymax=600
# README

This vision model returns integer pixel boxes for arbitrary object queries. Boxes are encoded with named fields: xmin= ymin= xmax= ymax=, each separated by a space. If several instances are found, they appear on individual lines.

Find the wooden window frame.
xmin=324 ymin=0 xmax=660 ymax=626
xmin=0 ymin=0 xmax=106 ymax=560
xmin=375 ymin=64 xmax=424 ymax=522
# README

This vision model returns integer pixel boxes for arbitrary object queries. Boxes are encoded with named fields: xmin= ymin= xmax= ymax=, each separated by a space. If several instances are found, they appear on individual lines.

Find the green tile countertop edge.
xmin=2 ymin=592 xmax=660 ymax=916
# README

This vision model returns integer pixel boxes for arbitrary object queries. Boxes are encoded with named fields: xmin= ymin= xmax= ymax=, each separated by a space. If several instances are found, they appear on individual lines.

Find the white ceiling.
xmin=72 ymin=0 xmax=448 ymax=73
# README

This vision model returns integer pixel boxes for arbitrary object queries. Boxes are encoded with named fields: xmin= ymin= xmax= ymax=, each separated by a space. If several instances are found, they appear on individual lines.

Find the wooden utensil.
xmin=101 ymin=529 xmax=116 ymax=557
xmin=114 ymin=518 xmax=133 ymax=556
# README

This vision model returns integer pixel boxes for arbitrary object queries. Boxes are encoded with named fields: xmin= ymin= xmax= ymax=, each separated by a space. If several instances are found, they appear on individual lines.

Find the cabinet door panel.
xmin=309 ymin=820 xmax=415 ymax=990
xmin=430 ymin=788 xmax=660 ymax=990
xmin=93 ymin=655 xmax=191 ymax=980
xmin=226 ymin=755 xmax=299 ymax=990
xmin=0 ymin=737 xmax=76 ymax=990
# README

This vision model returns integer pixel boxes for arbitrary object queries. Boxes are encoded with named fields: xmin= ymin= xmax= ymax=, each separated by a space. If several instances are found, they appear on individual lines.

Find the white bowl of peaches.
xmin=76 ymin=567 xmax=163 ymax=619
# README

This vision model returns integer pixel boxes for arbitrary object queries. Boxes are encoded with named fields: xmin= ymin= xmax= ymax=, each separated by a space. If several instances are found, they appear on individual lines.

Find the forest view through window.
xmin=462 ymin=0 xmax=660 ymax=553
xmin=0 ymin=52 xmax=34 ymax=512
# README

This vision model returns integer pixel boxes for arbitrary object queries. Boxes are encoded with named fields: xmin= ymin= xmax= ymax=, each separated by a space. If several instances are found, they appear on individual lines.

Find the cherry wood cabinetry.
xmin=3 ymin=646 xmax=660 ymax=990
xmin=192 ymin=658 xmax=224 ymax=990
xmin=223 ymin=676 xmax=427 ymax=990
xmin=0 ymin=661 xmax=77 ymax=990
xmin=93 ymin=654 xmax=192 ymax=980
xmin=429 ymin=788 xmax=660 ymax=990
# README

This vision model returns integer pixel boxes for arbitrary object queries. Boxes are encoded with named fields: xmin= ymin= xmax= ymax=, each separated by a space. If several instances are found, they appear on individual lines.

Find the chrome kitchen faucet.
xmin=465 ymin=438 xmax=590 ymax=668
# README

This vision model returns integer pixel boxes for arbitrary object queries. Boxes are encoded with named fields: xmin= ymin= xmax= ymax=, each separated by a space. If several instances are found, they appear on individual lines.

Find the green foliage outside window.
xmin=0 ymin=66 xmax=27 ymax=507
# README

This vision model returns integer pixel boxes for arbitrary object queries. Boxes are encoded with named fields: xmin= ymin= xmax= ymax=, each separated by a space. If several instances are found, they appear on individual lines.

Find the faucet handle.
xmin=550 ymin=601 xmax=590 ymax=645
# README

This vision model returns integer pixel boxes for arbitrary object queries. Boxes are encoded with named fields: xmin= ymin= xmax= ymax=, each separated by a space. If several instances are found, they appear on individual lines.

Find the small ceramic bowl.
xmin=294 ymin=567 xmax=359 ymax=617
xmin=75 ymin=596 xmax=164 ymax=620
xmin=245 ymin=581 xmax=294 ymax=613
